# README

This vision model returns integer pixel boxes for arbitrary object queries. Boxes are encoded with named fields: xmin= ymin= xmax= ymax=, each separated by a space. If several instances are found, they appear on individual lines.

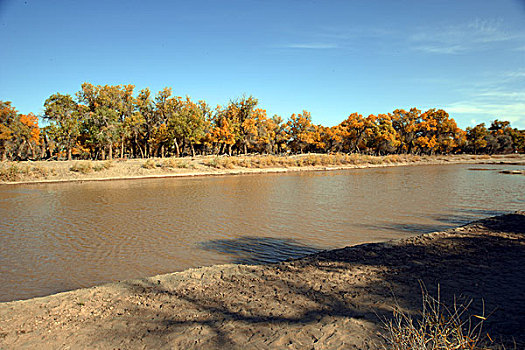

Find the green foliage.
xmin=5 ymin=83 xmax=525 ymax=162
xmin=43 ymin=93 xmax=81 ymax=160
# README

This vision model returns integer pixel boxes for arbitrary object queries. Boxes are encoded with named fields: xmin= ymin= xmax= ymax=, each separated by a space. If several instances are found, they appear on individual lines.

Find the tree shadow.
xmin=357 ymin=209 xmax=510 ymax=235
xmin=359 ymin=222 xmax=453 ymax=234
xmin=92 ymin=213 xmax=524 ymax=348
xmin=431 ymin=208 xmax=508 ymax=226
xmin=198 ymin=236 xmax=325 ymax=265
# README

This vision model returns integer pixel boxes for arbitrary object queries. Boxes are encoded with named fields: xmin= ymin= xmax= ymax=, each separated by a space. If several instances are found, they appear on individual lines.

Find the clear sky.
xmin=1 ymin=0 xmax=524 ymax=129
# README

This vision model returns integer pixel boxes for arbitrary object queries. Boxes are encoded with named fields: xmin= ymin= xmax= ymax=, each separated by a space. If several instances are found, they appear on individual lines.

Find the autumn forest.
xmin=1 ymin=83 xmax=524 ymax=162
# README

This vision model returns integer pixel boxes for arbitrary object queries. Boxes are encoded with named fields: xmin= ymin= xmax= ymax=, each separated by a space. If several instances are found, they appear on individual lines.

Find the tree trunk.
xmin=174 ymin=139 xmax=180 ymax=157
xmin=120 ymin=140 xmax=125 ymax=159
xmin=244 ymin=143 xmax=248 ymax=155
xmin=40 ymin=143 xmax=46 ymax=160
xmin=108 ymin=143 xmax=113 ymax=160
xmin=133 ymin=135 xmax=139 ymax=158
xmin=190 ymin=143 xmax=195 ymax=157
xmin=16 ymin=140 xmax=26 ymax=160
xmin=45 ymin=135 xmax=52 ymax=159
xmin=27 ymin=141 xmax=35 ymax=159
xmin=67 ymin=147 xmax=72 ymax=161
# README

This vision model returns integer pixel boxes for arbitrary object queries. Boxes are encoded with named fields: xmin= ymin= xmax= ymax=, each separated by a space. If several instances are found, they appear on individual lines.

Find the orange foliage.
xmin=19 ymin=113 xmax=40 ymax=145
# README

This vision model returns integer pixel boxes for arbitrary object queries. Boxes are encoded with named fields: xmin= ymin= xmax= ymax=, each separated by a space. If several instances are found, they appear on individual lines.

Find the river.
xmin=0 ymin=163 xmax=523 ymax=302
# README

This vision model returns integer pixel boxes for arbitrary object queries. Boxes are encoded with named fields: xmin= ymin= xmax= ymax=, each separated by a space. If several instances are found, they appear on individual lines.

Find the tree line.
xmin=1 ymin=83 xmax=524 ymax=161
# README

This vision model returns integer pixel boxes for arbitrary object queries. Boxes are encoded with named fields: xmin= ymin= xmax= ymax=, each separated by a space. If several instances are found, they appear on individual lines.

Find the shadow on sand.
xmin=98 ymin=213 xmax=524 ymax=348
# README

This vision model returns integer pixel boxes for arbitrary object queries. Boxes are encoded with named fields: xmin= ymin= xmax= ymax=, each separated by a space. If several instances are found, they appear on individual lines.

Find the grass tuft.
xmin=0 ymin=164 xmax=52 ymax=181
xmin=70 ymin=161 xmax=93 ymax=174
xmin=142 ymin=159 xmax=157 ymax=169
xmin=380 ymin=285 xmax=496 ymax=350
xmin=93 ymin=161 xmax=113 ymax=172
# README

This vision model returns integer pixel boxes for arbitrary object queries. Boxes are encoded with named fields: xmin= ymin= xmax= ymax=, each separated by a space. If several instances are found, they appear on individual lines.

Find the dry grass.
xmin=0 ymin=153 xmax=522 ymax=183
xmin=70 ymin=161 xmax=113 ymax=174
xmin=154 ymin=158 xmax=196 ymax=170
xmin=381 ymin=285 xmax=497 ymax=350
xmin=70 ymin=161 xmax=94 ymax=174
xmin=0 ymin=164 xmax=51 ymax=181
xmin=142 ymin=159 xmax=157 ymax=169
xmin=202 ymin=153 xmax=410 ymax=169
xmin=94 ymin=161 xmax=113 ymax=171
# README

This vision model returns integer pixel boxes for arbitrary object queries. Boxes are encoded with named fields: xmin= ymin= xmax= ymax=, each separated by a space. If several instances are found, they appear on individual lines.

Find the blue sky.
xmin=1 ymin=0 xmax=524 ymax=129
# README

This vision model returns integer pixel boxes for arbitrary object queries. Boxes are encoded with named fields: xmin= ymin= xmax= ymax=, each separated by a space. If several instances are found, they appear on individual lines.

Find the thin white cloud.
xmin=440 ymin=69 xmax=525 ymax=128
xmin=413 ymin=44 xmax=465 ymax=54
xmin=411 ymin=18 xmax=523 ymax=54
xmin=446 ymin=102 xmax=525 ymax=128
xmin=314 ymin=26 xmax=393 ymax=41
xmin=476 ymin=91 xmax=525 ymax=100
xmin=504 ymin=70 xmax=525 ymax=79
xmin=275 ymin=25 xmax=394 ymax=53
xmin=284 ymin=43 xmax=339 ymax=49
xmin=446 ymin=105 xmax=485 ymax=114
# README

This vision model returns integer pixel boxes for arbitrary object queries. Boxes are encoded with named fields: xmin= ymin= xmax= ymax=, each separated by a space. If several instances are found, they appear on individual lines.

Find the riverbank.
xmin=1 ymin=212 xmax=523 ymax=349
xmin=1 ymin=153 xmax=524 ymax=185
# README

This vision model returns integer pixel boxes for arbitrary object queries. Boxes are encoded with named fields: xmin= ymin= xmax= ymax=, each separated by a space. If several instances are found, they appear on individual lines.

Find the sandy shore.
xmin=1 ymin=154 xmax=524 ymax=185
xmin=0 ymin=212 xmax=523 ymax=349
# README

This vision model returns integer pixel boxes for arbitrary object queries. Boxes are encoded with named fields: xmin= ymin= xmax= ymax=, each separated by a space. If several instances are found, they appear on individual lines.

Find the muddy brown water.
xmin=0 ymin=163 xmax=523 ymax=302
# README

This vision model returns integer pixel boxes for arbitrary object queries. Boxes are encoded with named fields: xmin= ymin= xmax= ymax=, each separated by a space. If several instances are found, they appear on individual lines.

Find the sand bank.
xmin=1 ymin=153 xmax=524 ymax=186
xmin=1 ymin=212 xmax=523 ymax=349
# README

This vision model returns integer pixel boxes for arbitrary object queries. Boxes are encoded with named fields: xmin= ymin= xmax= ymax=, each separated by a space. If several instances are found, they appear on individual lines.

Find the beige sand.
xmin=0 ymin=153 xmax=524 ymax=185
xmin=0 ymin=212 xmax=523 ymax=349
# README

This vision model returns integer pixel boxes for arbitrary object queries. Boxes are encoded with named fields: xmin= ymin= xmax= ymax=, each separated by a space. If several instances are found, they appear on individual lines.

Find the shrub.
xmin=385 ymin=154 xmax=402 ymax=163
xmin=0 ymin=164 xmax=26 ymax=181
xmin=237 ymin=158 xmax=250 ymax=168
xmin=347 ymin=153 xmax=362 ymax=165
xmin=381 ymin=286 xmax=492 ymax=350
xmin=93 ymin=161 xmax=113 ymax=172
xmin=142 ymin=159 xmax=156 ymax=169
xmin=30 ymin=165 xmax=50 ymax=178
xmin=370 ymin=156 xmax=384 ymax=165
xmin=177 ymin=160 xmax=191 ymax=168
xmin=204 ymin=157 xmax=219 ymax=168
xmin=221 ymin=158 xmax=235 ymax=169
xmin=295 ymin=158 xmax=304 ymax=167
xmin=0 ymin=164 xmax=53 ymax=181
xmin=161 ymin=158 xmax=178 ymax=169
xmin=70 ymin=161 xmax=93 ymax=174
